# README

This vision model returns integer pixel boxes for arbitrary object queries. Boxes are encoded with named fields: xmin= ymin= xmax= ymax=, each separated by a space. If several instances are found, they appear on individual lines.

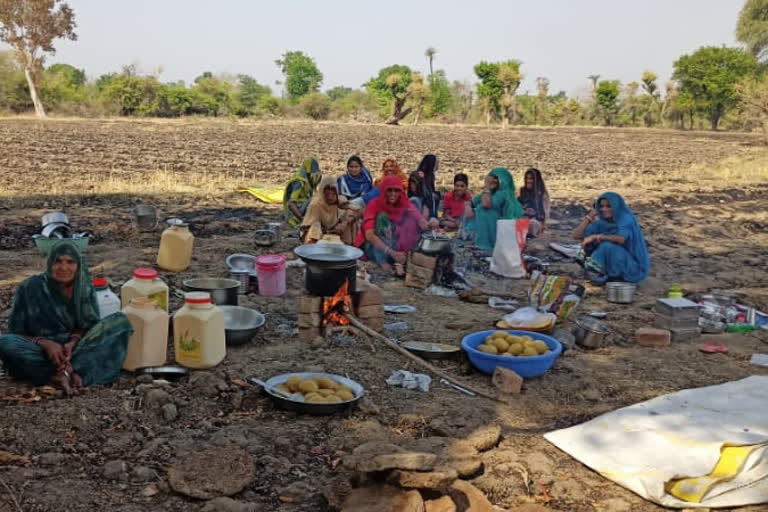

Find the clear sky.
xmin=3 ymin=0 xmax=744 ymax=98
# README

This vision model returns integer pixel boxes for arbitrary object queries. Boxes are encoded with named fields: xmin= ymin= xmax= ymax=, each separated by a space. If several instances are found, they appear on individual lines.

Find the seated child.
xmin=440 ymin=173 xmax=471 ymax=231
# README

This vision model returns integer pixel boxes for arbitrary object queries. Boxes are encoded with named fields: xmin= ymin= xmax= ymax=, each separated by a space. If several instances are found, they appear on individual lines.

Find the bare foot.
xmin=50 ymin=370 xmax=74 ymax=397
xmin=70 ymin=371 xmax=84 ymax=394
xmin=394 ymin=263 xmax=406 ymax=277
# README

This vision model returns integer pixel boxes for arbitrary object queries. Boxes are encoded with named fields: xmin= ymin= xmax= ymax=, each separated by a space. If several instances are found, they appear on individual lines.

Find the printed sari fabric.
xmin=283 ymin=157 xmax=322 ymax=228
xmin=467 ymin=167 xmax=523 ymax=251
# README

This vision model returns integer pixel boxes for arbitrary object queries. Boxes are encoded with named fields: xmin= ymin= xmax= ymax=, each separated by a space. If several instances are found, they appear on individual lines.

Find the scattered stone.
xmin=38 ymin=452 xmax=67 ymax=466
xmin=230 ymin=391 xmax=243 ymax=410
xmin=201 ymin=497 xmax=258 ymax=512
xmin=524 ymin=452 xmax=554 ymax=476
xmin=167 ymin=447 xmax=255 ymax=499
xmin=425 ymin=495 xmax=457 ymax=512
xmin=136 ymin=374 xmax=154 ymax=384
xmin=386 ymin=468 xmax=458 ymax=489
xmin=448 ymin=480 xmax=494 ymax=512
xmin=347 ymin=452 xmax=437 ymax=473
xmin=103 ymin=460 xmax=128 ymax=481
xmin=161 ymin=403 xmax=178 ymax=422
xmin=493 ymin=367 xmax=524 ymax=395
xmin=465 ymin=424 xmax=502 ymax=452
xmin=144 ymin=388 xmax=171 ymax=410
xmin=358 ymin=397 xmax=381 ymax=415
xmin=444 ymin=321 xmax=474 ymax=331
xmin=277 ymin=481 xmax=315 ymax=503
xmin=340 ymin=484 xmax=424 ymax=512
xmin=189 ymin=371 xmax=225 ymax=398
xmin=322 ymin=476 xmax=353 ymax=511
xmin=406 ymin=437 xmax=482 ymax=477
xmin=594 ymin=498 xmax=632 ymax=512
xmin=309 ymin=336 xmax=326 ymax=350
xmin=131 ymin=465 xmax=155 ymax=482
xmin=581 ymin=388 xmax=601 ymax=401
xmin=141 ymin=484 xmax=160 ymax=497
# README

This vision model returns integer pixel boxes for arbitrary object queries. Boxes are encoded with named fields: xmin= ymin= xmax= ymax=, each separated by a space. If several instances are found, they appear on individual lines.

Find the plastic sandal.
xmin=700 ymin=342 xmax=728 ymax=354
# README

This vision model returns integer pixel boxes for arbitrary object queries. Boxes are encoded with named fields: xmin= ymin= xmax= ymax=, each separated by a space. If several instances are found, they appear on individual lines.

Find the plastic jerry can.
xmin=122 ymin=297 xmax=169 ymax=371
xmin=121 ymin=267 xmax=169 ymax=312
xmin=157 ymin=218 xmax=194 ymax=272
xmin=173 ymin=292 xmax=225 ymax=369
xmin=93 ymin=277 xmax=121 ymax=319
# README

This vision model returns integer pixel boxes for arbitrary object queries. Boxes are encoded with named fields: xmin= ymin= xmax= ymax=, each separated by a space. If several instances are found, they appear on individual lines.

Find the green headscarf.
xmin=283 ymin=157 xmax=323 ymax=227
xmin=488 ymin=167 xmax=524 ymax=219
xmin=44 ymin=241 xmax=100 ymax=330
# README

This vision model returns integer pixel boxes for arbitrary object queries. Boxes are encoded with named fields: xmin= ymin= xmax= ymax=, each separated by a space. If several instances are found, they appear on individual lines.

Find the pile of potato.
xmin=476 ymin=331 xmax=551 ymax=357
xmin=276 ymin=375 xmax=356 ymax=403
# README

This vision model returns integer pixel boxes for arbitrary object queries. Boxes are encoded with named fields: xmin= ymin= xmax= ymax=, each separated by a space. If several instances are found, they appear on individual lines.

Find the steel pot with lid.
xmin=294 ymin=243 xmax=363 ymax=296
xmin=572 ymin=314 xmax=611 ymax=348
xmin=416 ymin=231 xmax=451 ymax=254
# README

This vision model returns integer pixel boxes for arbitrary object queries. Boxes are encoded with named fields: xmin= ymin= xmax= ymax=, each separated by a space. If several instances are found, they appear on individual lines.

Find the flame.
xmin=323 ymin=279 xmax=352 ymax=326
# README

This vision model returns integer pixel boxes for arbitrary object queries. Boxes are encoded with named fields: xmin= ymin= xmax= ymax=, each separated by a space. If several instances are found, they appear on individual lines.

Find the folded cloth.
xmin=549 ymin=242 xmax=581 ymax=259
xmin=386 ymin=370 xmax=431 ymax=392
xmin=237 ymin=186 xmax=284 ymax=203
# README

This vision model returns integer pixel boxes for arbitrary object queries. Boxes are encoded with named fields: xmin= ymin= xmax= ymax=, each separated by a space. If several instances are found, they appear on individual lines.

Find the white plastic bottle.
xmin=93 ymin=277 xmax=121 ymax=319
xmin=121 ymin=268 xmax=169 ymax=312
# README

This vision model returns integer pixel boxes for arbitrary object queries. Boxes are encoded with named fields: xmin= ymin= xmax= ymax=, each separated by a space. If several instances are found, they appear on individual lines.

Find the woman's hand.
xmin=582 ymin=234 xmax=602 ymax=247
xmin=392 ymin=251 xmax=407 ymax=264
xmin=524 ymin=207 xmax=536 ymax=217
xmin=39 ymin=339 xmax=67 ymax=369
xmin=585 ymin=210 xmax=597 ymax=223
xmin=483 ymin=176 xmax=494 ymax=191
xmin=427 ymin=218 xmax=440 ymax=229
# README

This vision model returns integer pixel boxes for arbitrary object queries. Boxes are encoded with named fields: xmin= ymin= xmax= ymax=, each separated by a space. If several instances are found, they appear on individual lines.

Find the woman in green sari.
xmin=283 ymin=157 xmax=323 ymax=228
xmin=0 ymin=241 xmax=133 ymax=396
xmin=465 ymin=167 xmax=524 ymax=251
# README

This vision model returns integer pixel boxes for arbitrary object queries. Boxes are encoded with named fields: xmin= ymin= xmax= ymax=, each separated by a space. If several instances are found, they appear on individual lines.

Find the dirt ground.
xmin=0 ymin=119 xmax=767 ymax=512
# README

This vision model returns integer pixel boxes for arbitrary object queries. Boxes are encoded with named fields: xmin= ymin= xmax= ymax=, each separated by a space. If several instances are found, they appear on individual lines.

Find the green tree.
xmin=534 ymin=76 xmax=550 ymax=124
xmin=41 ymin=62 xmax=85 ymax=107
xmin=450 ymin=80 xmax=473 ymax=122
xmin=662 ymin=81 xmax=684 ymax=129
xmin=275 ymin=51 xmax=323 ymax=101
xmin=736 ymin=73 xmax=768 ymax=144
xmin=0 ymin=0 xmax=77 ymax=116
xmin=673 ymin=46 xmax=758 ymax=130
xmin=425 ymin=47 xmax=436 ymax=75
xmin=641 ymin=70 xmax=661 ymax=126
xmin=365 ymin=64 xmax=415 ymax=124
xmin=497 ymin=60 xmax=522 ymax=127
xmin=408 ymin=73 xmax=429 ymax=124
xmin=236 ymin=74 xmax=271 ymax=113
xmin=299 ymin=92 xmax=331 ymax=120
xmin=621 ymin=81 xmax=641 ymax=126
xmin=474 ymin=61 xmax=503 ymax=124
xmin=587 ymin=74 xmax=601 ymax=90
xmin=737 ymin=0 xmax=768 ymax=61
xmin=425 ymin=70 xmax=452 ymax=118
xmin=326 ymin=85 xmax=352 ymax=102
xmin=192 ymin=72 xmax=233 ymax=116
xmin=0 ymin=49 xmax=30 ymax=112
xmin=595 ymin=80 xmax=620 ymax=125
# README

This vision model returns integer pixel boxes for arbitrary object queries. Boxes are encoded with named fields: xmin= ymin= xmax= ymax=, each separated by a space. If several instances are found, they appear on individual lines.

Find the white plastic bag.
xmin=490 ymin=219 xmax=526 ymax=278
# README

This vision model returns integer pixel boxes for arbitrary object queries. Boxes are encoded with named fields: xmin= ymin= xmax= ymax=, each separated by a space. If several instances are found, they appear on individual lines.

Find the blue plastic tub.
xmin=461 ymin=330 xmax=562 ymax=377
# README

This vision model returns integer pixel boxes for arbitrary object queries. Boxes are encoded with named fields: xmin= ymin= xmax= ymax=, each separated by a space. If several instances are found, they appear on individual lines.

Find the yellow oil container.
xmin=173 ymin=292 xmax=225 ymax=369
xmin=157 ymin=218 xmax=194 ymax=272
xmin=122 ymin=297 xmax=168 ymax=371
xmin=121 ymin=267 xmax=169 ymax=312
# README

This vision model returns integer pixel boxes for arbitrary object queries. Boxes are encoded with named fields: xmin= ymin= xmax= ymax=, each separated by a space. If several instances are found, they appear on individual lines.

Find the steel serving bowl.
xmin=41 ymin=212 xmax=69 ymax=227
xmin=254 ymin=229 xmax=277 ymax=247
xmin=182 ymin=278 xmax=240 ymax=306
xmin=219 ymin=305 xmax=265 ymax=345
xmin=605 ymin=282 xmax=636 ymax=304
xmin=226 ymin=253 xmax=257 ymax=277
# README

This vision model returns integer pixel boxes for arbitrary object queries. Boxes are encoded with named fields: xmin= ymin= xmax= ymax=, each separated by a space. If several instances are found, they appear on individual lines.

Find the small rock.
xmin=103 ymin=460 xmax=128 ymax=481
xmin=38 ymin=452 xmax=67 ymax=466
xmin=136 ymin=374 xmax=154 ymax=384
xmin=141 ymin=484 xmax=160 ymax=497
xmin=162 ymin=403 xmax=178 ymax=422
xmin=346 ymin=452 xmax=437 ymax=473
xmin=525 ymin=452 xmax=554 ymax=476
xmin=550 ymin=479 xmax=584 ymax=499
xmin=465 ymin=424 xmax=502 ymax=452
xmin=358 ymin=398 xmax=380 ymax=415
xmin=448 ymin=480 xmax=494 ymax=512
xmin=189 ymin=372 xmax=225 ymax=398
xmin=425 ymin=495 xmax=457 ymax=512
xmin=168 ymin=447 xmax=255 ymax=499
xmin=581 ymin=388 xmax=601 ymax=401
xmin=135 ymin=383 xmax=155 ymax=395
xmin=277 ymin=481 xmax=314 ymax=502
xmin=201 ymin=497 xmax=258 ymax=512
xmin=595 ymin=498 xmax=632 ymax=512
xmin=352 ymin=442 xmax=405 ymax=457
xmin=144 ymin=388 xmax=171 ymax=410
xmin=406 ymin=437 xmax=482 ymax=477
xmin=340 ymin=484 xmax=424 ymax=512
xmin=386 ymin=468 xmax=458 ymax=489
xmin=309 ymin=336 xmax=325 ymax=350
xmin=131 ymin=465 xmax=155 ymax=482
xmin=492 ymin=367 xmax=523 ymax=395
xmin=230 ymin=391 xmax=243 ymax=410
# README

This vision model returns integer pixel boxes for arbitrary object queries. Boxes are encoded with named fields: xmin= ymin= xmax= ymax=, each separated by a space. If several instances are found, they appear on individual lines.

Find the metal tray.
xmin=252 ymin=372 xmax=364 ymax=415
xmin=401 ymin=341 xmax=460 ymax=360
xmin=137 ymin=365 xmax=189 ymax=380
xmin=294 ymin=243 xmax=363 ymax=263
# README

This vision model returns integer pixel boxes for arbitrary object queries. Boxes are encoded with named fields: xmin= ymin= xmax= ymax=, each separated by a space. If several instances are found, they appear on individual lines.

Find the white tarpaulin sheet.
xmin=544 ymin=376 xmax=768 ymax=508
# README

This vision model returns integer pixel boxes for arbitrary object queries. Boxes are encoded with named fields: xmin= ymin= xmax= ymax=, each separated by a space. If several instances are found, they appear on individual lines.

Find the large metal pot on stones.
xmin=293 ymin=243 xmax=363 ymax=296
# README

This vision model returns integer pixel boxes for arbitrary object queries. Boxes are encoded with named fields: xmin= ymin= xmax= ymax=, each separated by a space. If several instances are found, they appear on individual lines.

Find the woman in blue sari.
xmin=573 ymin=192 xmax=650 ymax=283
xmin=337 ymin=155 xmax=374 ymax=206
xmin=0 ymin=241 xmax=133 ymax=396
xmin=465 ymin=167 xmax=524 ymax=251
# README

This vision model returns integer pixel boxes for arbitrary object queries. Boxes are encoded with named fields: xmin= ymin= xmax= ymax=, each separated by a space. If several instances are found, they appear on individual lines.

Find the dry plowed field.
xmin=1 ymin=118 xmax=767 ymax=512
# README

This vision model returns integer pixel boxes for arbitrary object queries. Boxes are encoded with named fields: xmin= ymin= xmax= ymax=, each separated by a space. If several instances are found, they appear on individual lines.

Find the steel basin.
xmin=220 ymin=305 xmax=265 ymax=345
xmin=183 ymin=278 xmax=239 ymax=305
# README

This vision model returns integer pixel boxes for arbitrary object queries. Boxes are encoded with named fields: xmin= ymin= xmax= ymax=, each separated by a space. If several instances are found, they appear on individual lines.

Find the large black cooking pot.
xmin=294 ymin=243 xmax=363 ymax=296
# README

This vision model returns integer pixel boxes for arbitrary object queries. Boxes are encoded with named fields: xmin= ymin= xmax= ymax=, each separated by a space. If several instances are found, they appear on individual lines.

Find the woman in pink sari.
xmin=356 ymin=175 xmax=437 ymax=274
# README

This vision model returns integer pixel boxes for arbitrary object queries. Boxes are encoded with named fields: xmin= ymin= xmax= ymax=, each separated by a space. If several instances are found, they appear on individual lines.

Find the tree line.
xmin=3 ymin=0 xmax=768 ymax=142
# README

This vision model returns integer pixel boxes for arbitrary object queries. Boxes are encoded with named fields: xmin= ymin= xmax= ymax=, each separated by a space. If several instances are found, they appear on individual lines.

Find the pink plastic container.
xmin=256 ymin=254 xmax=286 ymax=296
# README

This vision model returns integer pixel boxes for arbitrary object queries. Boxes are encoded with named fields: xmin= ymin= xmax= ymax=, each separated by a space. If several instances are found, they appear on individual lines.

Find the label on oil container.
xmin=177 ymin=330 xmax=201 ymax=364
xmin=148 ymin=291 xmax=167 ymax=312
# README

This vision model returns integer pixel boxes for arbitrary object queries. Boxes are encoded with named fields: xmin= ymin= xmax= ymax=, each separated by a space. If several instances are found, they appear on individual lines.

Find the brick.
xmin=359 ymin=316 xmax=383 ymax=331
xmin=298 ymin=294 xmax=323 ymax=314
xmin=409 ymin=252 xmax=438 ymax=270
xmin=356 ymin=304 xmax=384 ymax=319
xmin=298 ymin=312 xmax=323 ymax=328
xmin=408 ymin=263 xmax=436 ymax=281
xmin=492 ymin=367 xmax=523 ymax=395
xmin=356 ymin=284 xmax=383 ymax=308
xmin=635 ymin=327 xmax=671 ymax=348
xmin=298 ymin=327 xmax=321 ymax=343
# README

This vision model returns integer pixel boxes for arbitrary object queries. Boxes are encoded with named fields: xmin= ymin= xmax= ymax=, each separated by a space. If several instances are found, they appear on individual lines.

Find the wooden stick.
xmin=344 ymin=313 xmax=506 ymax=403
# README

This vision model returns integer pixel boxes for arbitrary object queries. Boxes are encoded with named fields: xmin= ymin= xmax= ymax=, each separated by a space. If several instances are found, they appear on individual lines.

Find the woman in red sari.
xmin=356 ymin=175 xmax=437 ymax=274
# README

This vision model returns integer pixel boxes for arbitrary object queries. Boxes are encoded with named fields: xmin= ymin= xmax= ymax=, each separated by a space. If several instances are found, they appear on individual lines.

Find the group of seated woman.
xmin=283 ymin=155 xmax=649 ymax=285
